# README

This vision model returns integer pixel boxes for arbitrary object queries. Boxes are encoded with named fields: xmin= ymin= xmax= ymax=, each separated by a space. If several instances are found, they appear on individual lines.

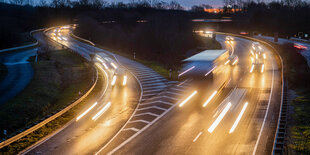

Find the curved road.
xmin=0 ymin=48 xmax=37 ymax=104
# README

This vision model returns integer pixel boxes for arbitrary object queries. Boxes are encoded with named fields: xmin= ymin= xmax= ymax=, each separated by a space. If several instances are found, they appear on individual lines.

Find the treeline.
xmin=75 ymin=13 xmax=212 ymax=69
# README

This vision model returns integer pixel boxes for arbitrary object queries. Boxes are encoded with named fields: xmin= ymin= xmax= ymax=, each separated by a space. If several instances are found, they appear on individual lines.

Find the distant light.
xmin=111 ymin=75 xmax=117 ymax=86
xmin=76 ymin=102 xmax=98 ymax=121
xmin=179 ymin=66 xmax=195 ymax=77
xmin=203 ymin=91 xmax=217 ymax=107
xmin=92 ymin=102 xmax=111 ymax=121
xmin=123 ymin=76 xmax=127 ymax=86
xmin=208 ymin=102 xmax=232 ymax=133
xmin=179 ymin=91 xmax=197 ymax=107
xmin=229 ymin=102 xmax=248 ymax=133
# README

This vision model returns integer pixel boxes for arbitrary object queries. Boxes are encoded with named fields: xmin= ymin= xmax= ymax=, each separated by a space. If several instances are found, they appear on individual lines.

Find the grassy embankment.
xmin=0 ymin=49 xmax=104 ymax=154
xmin=272 ymin=43 xmax=310 ymax=154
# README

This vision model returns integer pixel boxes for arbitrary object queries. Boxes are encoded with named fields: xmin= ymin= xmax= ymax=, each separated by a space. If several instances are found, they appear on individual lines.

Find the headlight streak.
xmin=203 ymin=91 xmax=217 ymax=107
xmin=123 ymin=75 xmax=127 ymax=86
xmin=263 ymin=53 xmax=266 ymax=59
xmin=96 ymin=57 xmax=109 ymax=69
xmin=76 ymin=102 xmax=98 ymax=121
xmin=251 ymin=57 xmax=254 ymax=63
xmin=261 ymin=64 xmax=264 ymax=73
xmin=205 ymin=66 xmax=217 ymax=76
xmin=250 ymin=65 xmax=255 ymax=73
xmin=111 ymin=75 xmax=117 ymax=86
xmin=229 ymin=102 xmax=248 ymax=133
xmin=224 ymin=60 xmax=230 ymax=65
xmin=110 ymin=62 xmax=117 ymax=69
xmin=179 ymin=91 xmax=197 ymax=107
xmin=250 ymin=50 xmax=254 ymax=56
xmin=179 ymin=66 xmax=195 ymax=77
xmin=232 ymin=59 xmax=238 ymax=65
xmin=208 ymin=102 xmax=232 ymax=133
xmin=92 ymin=102 xmax=111 ymax=121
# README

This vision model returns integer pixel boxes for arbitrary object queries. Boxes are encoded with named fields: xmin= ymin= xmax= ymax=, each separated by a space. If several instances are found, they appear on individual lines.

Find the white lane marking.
xmin=134 ymin=112 xmax=159 ymax=117
xmin=193 ymin=132 xmax=203 ymax=142
xmin=166 ymin=91 xmax=181 ymax=96
xmin=163 ymin=95 xmax=178 ymax=101
xmin=128 ymin=120 xmax=150 ymax=124
xmin=252 ymin=56 xmax=275 ymax=155
xmin=141 ymin=80 xmax=164 ymax=85
xmin=177 ymin=79 xmax=189 ymax=86
xmin=103 ymin=104 xmax=177 ymax=155
xmin=123 ymin=128 xmax=140 ymax=132
xmin=137 ymin=106 xmax=167 ymax=111
xmin=143 ymin=89 xmax=162 ymax=93
xmin=143 ymin=83 xmax=165 ymax=87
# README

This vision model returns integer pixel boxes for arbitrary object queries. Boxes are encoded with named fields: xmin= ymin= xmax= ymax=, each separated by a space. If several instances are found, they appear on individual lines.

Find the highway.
xmin=23 ymin=27 xmax=282 ymax=155
xmin=96 ymin=34 xmax=282 ymax=155
xmin=24 ymin=26 xmax=172 ymax=154
xmin=0 ymin=48 xmax=37 ymax=104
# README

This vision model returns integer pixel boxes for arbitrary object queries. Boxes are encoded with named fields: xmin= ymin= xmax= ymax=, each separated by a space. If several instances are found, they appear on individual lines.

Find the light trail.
xmin=232 ymin=59 xmax=238 ymax=65
xmin=193 ymin=132 xmax=203 ymax=142
xmin=96 ymin=57 xmax=109 ymax=69
xmin=92 ymin=102 xmax=111 ymax=121
xmin=263 ymin=53 xmax=266 ymax=59
xmin=229 ymin=102 xmax=248 ymax=133
xmin=111 ymin=75 xmax=117 ymax=86
xmin=179 ymin=90 xmax=197 ymax=107
xmin=205 ymin=66 xmax=217 ymax=76
xmin=178 ymin=66 xmax=195 ymax=77
xmin=224 ymin=60 xmax=230 ymax=65
xmin=203 ymin=91 xmax=217 ymax=107
xmin=251 ymin=57 xmax=254 ymax=63
xmin=208 ymin=102 xmax=232 ymax=133
xmin=110 ymin=62 xmax=117 ymax=69
xmin=76 ymin=102 xmax=98 ymax=121
xmin=261 ymin=64 xmax=264 ymax=73
xmin=250 ymin=65 xmax=255 ymax=73
xmin=123 ymin=76 xmax=127 ymax=86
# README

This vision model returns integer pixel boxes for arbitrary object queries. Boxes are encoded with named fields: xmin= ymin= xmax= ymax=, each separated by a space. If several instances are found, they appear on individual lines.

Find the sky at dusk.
xmin=105 ymin=0 xmax=224 ymax=8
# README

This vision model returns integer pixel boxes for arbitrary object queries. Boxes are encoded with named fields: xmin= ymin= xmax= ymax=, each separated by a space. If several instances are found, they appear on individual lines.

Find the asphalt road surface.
xmin=0 ymin=48 xmax=37 ymax=104
xmin=98 ymin=34 xmax=282 ymax=155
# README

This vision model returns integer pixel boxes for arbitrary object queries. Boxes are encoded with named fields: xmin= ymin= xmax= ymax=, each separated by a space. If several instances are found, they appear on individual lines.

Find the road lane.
xmin=102 ymin=34 xmax=282 ymax=155
xmin=0 ymin=48 xmax=37 ymax=104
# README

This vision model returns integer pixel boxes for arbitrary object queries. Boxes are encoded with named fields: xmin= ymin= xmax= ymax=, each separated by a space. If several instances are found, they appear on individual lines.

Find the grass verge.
xmin=0 ymin=70 xmax=104 ymax=154
xmin=269 ymin=42 xmax=310 ymax=154
xmin=0 ymin=49 xmax=94 ymax=147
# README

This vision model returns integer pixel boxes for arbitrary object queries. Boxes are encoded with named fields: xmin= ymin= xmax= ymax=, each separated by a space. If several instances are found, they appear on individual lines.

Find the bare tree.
xmin=168 ymin=1 xmax=183 ymax=10
xmin=10 ymin=0 xmax=24 ymax=5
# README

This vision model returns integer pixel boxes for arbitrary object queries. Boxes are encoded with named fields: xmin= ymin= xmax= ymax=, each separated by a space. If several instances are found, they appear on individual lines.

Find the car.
xmin=111 ymin=67 xmax=127 ymax=86
xmin=227 ymin=55 xmax=239 ymax=65
xmin=226 ymin=36 xmax=234 ymax=41
xmin=250 ymin=49 xmax=265 ymax=73
xmin=252 ymin=42 xmax=263 ymax=52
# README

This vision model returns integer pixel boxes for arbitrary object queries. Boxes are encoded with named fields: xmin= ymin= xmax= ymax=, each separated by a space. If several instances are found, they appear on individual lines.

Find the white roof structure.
xmin=184 ymin=50 xmax=227 ymax=61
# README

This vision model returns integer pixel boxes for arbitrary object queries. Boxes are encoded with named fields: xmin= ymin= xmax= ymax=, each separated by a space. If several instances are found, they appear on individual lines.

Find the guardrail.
xmin=0 ymin=27 xmax=99 ymax=149
xmin=215 ymin=32 xmax=285 ymax=155
xmin=70 ymin=32 xmax=96 ymax=46
xmin=0 ymin=29 xmax=43 ymax=54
